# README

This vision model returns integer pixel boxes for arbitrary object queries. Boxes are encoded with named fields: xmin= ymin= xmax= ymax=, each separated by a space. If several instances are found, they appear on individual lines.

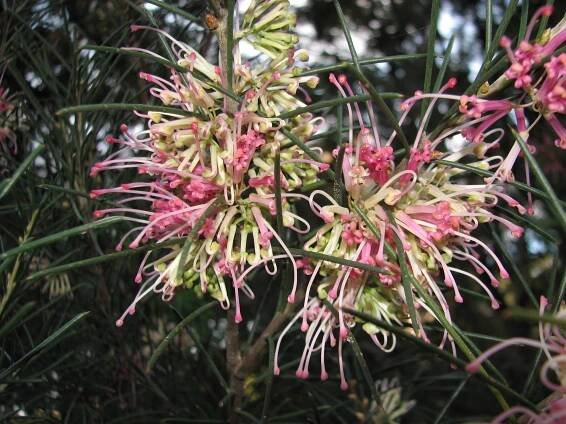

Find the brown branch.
xmin=236 ymin=301 xmax=297 ymax=377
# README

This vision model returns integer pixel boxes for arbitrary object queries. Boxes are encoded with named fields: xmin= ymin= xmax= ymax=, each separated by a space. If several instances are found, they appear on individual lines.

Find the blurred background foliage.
xmin=0 ymin=0 xmax=564 ymax=422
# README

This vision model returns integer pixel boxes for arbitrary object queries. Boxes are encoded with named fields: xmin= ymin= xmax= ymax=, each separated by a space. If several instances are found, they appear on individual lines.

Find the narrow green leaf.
xmin=351 ymin=203 xmax=396 ymax=259
xmin=490 ymin=226 xmax=538 ymax=308
xmin=286 ymin=247 xmax=389 ymax=275
xmin=176 ymin=197 xmax=225 ymax=280
xmin=144 ymin=0 xmax=200 ymax=22
xmin=226 ymin=0 xmax=235 ymax=94
xmin=506 ymin=307 xmax=566 ymax=328
xmin=385 ymin=209 xmax=420 ymax=337
xmin=434 ymin=159 xmax=566 ymax=209
xmin=421 ymin=0 xmax=440 ymax=118
xmin=0 ymin=217 xmax=123 ymax=261
xmin=535 ymin=0 xmax=555 ymax=40
xmin=0 ymin=145 xmax=45 ymax=201
xmin=147 ymin=301 xmax=216 ymax=371
xmin=25 ymin=238 xmax=183 ymax=281
xmin=278 ymin=93 xmax=402 ymax=120
xmin=332 ymin=0 xmax=410 ymax=152
xmin=433 ymin=34 xmax=455 ymax=93
xmin=56 ymin=103 xmax=193 ymax=117
xmin=485 ymin=0 xmax=493 ymax=54
xmin=280 ymin=128 xmax=336 ymax=179
xmin=433 ymin=0 xmax=518 ymax=137
xmin=518 ymin=0 xmax=529 ymax=41
xmin=38 ymin=184 xmax=92 ymax=200
xmin=322 ymin=301 xmax=386 ymax=416
xmin=523 ymin=267 xmax=566 ymax=395
xmin=433 ymin=376 xmax=469 ymax=424
xmin=334 ymin=100 xmax=347 ymax=206
xmin=0 ymin=302 xmax=36 ymax=340
xmin=274 ymin=150 xmax=284 ymax=233
xmin=260 ymin=336 xmax=275 ymax=423
xmin=482 ymin=0 xmax=518 ymax=65
xmin=0 ymin=312 xmax=90 ymax=380
xmin=298 ymin=53 xmax=428 ymax=77
xmin=407 ymin=274 xmax=511 ymax=411
xmin=343 ymin=306 xmax=536 ymax=410
xmin=82 ymin=44 xmax=186 ymax=72
xmin=511 ymin=127 xmax=566 ymax=233
xmin=187 ymin=326 xmax=230 ymax=392
xmin=551 ymin=267 xmax=566 ymax=314
xmin=349 ymin=332 xmax=386 ymax=418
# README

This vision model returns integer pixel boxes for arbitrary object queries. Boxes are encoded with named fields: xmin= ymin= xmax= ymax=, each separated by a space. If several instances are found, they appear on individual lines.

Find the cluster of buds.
xmin=348 ymin=377 xmax=416 ymax=423
xmin=466 ymin=297 xmax=565 ymax=423
xmin=90 ymin=1 xmax=328 ymax=326
xmin=238 ymin=0 xmax=298 ymax=58
xmin=452 ymin=6 xmax=565 ymax=214
xmin=274 ymin=72 xmax=527 ymax=390
xmin=499 ymin=5 xmax=565 ymax=150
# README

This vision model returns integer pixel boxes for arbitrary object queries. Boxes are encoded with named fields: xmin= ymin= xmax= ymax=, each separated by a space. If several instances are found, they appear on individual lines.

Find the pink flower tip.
xmin=455 ymin=294 xmax=464 ymax=303
xmin=128 ymin=306 xmax=136 ymax=315
xmin=340 ymin=381 xmax=349 ymax=391
xmin=327 ymin=288 xmax=337 ymax=300
xmin=447 ymin=77 xmax=457 ymax=88
xmin=235 ymin=312 xmax=243 ymax=323
xmin=499 ymin=36 xmax=512 ymax=48
xmin=89 ymin=190 xmax=101 ymax=199
xmin=115 ymin=319 xmax=124 ymax=327
xmin=319 ymin=163 xmax=330 ymax=171
xmin=120 ymin=124 xmax=128 ymax=133
xmin=245 ymin=89 xmax=256 ymax=100
xmin=465 ymin=363 xmax=479 ymax=374
xmin=300 ymin=320 xmax=309 ymax=332
xmin=541 ymin=5 xmax=553 ymax=16
xmin=134 ymin=274 xmax=142 ymax=284
xmin=130 ymin=24 xmax=142 ymax=32
xmin=337 ymin=74 xmax=347 ymax=85
xmin=328 ymin=73 xmax=337 ymax=84
xmin=93 ymin=210 xmax=106 ymax=218
xmin=129 ymin=241 xmax=139 ymax=249
xmin=273 ymin=366 xmax=280 ymax=376
xmin=400 ymin=100 xmax=412 ymax=111
xmin=339 ymin=326 xmax=348 ymax=339
xmin=491 ymin=300 xmax=500 ymax=310
xmin=287 ymin=293 xmax=295 ymax=303
xmin=320 ymin=371 xmax=329 ymax=381
xmin=115 ymin=244 xmax=123 ymax=252
xmin=500 ymin=270 xmax=510 ymax=279
xmin=540 ymin=295 xmax=548 ymax=308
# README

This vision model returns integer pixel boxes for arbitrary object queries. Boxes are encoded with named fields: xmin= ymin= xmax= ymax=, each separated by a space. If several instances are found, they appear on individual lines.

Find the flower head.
xmin=91 ymin=2 xmax=327 ymax=327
